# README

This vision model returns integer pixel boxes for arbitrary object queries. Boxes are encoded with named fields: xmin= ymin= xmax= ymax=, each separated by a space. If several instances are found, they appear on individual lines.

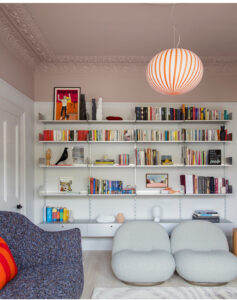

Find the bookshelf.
xmin=37 ymin=108 xmax=233 ymax=236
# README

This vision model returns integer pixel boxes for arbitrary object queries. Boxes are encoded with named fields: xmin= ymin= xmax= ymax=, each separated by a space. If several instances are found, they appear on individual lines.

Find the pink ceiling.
xmin=24 ymin=3 xmax=237 ymax=57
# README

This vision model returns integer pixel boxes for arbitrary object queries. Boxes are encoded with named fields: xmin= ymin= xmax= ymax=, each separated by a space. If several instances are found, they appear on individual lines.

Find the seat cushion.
xmin=0 ymin=237 xmax=18 ymax=289
xmin=0 ymin=262 xmax=83 ymax=299
xmin=174 ymin=249 xmax=237 ymax=283
xmin=112 ymin=249 xmax=175 ymax=283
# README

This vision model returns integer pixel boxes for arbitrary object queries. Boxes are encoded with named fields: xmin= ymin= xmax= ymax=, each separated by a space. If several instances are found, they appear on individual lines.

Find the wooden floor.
xmin=81 ymin=251 xmax=237 ymax=299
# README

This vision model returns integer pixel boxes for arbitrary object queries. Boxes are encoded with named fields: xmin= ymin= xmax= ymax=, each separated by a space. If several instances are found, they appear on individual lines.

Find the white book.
xmin=185 ymin=174 xmax=194 ymax=194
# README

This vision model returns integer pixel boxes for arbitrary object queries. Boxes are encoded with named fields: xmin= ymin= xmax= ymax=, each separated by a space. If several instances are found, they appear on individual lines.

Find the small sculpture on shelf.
xmin=96 ymin=97 xmax=103 ymax=121
xmin=116 ymin=213 xmax=125 ymax=224
xmin=79 ymin=94 xmax=87 ymax=120
xmin=45 ymin=148 xmax=52 ymax=166
xmin=92 ymin=98 xmax=96 ymax=120
xmin=55 ymin=147 xmax=68 ymax=165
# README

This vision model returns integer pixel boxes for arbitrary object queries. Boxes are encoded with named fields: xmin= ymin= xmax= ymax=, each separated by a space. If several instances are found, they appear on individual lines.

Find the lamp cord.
xmin=171 ymin=4 xmax=181 ymax=49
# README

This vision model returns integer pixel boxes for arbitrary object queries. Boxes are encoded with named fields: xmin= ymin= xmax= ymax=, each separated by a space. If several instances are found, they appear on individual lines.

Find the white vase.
xmin=96 ymin=97 xmax=103 ymax=121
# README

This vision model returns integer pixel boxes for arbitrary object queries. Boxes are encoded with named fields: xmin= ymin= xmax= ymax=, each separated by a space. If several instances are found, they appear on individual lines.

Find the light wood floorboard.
xmin=81 ymin=251 xmax=237 ymax=299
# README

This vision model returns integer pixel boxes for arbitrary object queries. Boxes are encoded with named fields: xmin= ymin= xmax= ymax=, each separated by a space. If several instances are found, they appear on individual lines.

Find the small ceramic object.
xmin=152 ymin=206 xmax=161 ymax=222
xmin=116 ymin=213 xmax=125 ymax=223
xmin=45 ymin=148 xmax=52 ymax=166
xmin=96 ymin=97 xmax=103 ymax=121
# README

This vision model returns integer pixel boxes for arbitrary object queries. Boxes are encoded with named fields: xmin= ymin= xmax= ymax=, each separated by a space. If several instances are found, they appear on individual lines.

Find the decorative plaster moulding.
xmin=1 ymin=3 xmax=237 ymax=73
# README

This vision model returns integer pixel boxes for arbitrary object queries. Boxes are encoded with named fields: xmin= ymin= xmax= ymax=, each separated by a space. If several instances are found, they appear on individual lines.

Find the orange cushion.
xmin=0 ymin=237 xmax=18 ymax=290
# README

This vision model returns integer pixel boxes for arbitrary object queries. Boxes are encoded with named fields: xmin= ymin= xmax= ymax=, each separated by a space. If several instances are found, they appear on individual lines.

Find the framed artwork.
xmin=54 ymin=87 xmax=80 ymax=120
xmin=146 ymin=173 xmax=168 ymax=188
xmin=59 ymin=177 xmax=73 ymax=192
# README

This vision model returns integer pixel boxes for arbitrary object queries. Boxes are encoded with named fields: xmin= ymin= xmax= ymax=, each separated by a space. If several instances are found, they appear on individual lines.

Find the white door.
xmin=0 ymin=108 xmax=23 ymax=213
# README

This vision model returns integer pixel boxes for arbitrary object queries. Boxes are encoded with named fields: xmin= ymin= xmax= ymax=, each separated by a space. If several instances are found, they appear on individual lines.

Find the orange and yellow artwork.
xmin=54 ymin=87 xmax=80 ymax=120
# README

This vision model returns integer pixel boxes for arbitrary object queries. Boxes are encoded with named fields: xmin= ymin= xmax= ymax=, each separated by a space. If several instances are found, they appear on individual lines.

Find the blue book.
xmin=46 ymin=207 xmax=52 ymax=223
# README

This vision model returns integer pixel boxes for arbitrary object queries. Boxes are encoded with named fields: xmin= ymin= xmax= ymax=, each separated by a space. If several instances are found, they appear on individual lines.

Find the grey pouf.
xmin=171 ymin=220 xmax=237 ymax=285
xmin=112 ymin=221 xmax=175 ymax=284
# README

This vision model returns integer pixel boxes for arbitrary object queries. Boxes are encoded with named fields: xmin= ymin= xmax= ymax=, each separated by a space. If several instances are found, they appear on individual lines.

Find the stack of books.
xmin=135 ymin=148 xmax=160 ymax=165
xmin=94 ymin=159 xmax=115 ymax=165
xmin=180 ymin=174 xmax=232 ymax=194
xmin=192 ymin=210 xmax=220 ymax=223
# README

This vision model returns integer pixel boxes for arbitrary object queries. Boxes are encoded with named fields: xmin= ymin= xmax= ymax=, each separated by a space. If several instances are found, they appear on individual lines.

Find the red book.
xmin=39 ymin=133 xmax=44 ymax=141
xmin=150 ymin=107 xmax=152 ymax=120
xmin=214 ymin=178 xmax=218 ymax=194
xmin=180 ymin=175 xmax=186 ymax=193
xmin=225 ymin=130 xmax=228 ymax=140
xmin=90 ymin=177 xmax=93 ymax=194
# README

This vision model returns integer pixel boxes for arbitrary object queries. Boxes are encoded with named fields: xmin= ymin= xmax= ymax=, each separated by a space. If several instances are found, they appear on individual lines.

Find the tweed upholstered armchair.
xmin=0 ymin=211 xmax=84 ymax=299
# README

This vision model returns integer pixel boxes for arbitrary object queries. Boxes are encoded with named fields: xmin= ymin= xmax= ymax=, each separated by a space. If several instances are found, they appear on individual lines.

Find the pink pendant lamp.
xmin=146 ymin=48 xmax=203 ymax=95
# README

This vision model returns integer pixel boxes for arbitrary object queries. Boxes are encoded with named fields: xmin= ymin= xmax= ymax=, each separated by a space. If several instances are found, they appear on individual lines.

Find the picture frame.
xmin=146 ymin=173 xmax=168 ymax=188
xmin=59 ymin=177 xmax=73 ymax=192
xmin=54 ymin=87 xmax=80 ymax=120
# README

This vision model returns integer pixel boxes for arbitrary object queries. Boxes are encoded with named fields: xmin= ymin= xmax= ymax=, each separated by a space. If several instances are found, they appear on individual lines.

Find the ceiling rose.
xmin=146 ymin=48 xmax=203 ymax=95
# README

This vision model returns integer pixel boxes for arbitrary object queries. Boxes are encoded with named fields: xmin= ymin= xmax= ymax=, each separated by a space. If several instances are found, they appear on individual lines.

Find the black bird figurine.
xmin=55 ymin=147 xmax=68 ymax=165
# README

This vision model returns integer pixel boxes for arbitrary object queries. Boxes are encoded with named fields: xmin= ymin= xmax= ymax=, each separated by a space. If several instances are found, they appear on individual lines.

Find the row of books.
xmin=135 ymin=149 xmax=160 ymax=165
xmin=135 ymin=129 xmax=182 ymax=141
xmin=118 ymin=154 xmax=130 ymax=165
xmin=40 ymin=128 xmax=232 ymax=142
xmin=182 ymin=127 xmax=232 ymax=141
xmin=44 ymin=206 xmax=69 ymax=223
xmin=40 ymin=130 xmax=89 ymax=141
xmin=180 ymin=175 xmax=232 ymax=194
xmin=181 ymin=147 xmax=222 ymax=166
xmin=89 ymin=177 xmax=123 ymax=194
xmin=88 ymin=130 xmax=134 ymax=141
xmin=192 ymin=210 xmax=220 ymax=223
xmin=135 ymin=105 xmax=230 ymax=121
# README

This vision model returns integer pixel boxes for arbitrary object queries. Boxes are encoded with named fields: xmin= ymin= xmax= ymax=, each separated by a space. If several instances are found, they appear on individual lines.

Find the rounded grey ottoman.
xmin=171 ymin=220 xmax=237 ymax=285
xmin=112 ymin=221 xmax=175 ymax=285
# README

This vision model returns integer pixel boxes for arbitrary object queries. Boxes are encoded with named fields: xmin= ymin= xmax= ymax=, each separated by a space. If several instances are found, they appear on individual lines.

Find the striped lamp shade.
xmin=146 ymin=48 xmax=203 ymax=95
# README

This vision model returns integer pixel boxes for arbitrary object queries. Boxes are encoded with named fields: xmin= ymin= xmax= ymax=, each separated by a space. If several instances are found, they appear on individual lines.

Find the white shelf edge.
xmin=39 ymin=218 xmax=232 ymax=225
xmin=38 ymin=192 xmax=233 ymax=197
xmin=38 ymin=140 xmax=231 ymax=144
xmin=39 ymin=164 xmax=232 ymax=168
xmin=39 ymin=119 xmax=231 ymax=124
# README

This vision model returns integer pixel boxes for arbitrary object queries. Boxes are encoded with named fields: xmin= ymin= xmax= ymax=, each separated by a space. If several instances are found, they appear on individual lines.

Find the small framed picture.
xmin=146 ymin=173 xmax=168 ymax=188
xmin=54 ymin=87 xmax=80 ymax=120
xmin=59 ymin=177 xmax=73 ymax=192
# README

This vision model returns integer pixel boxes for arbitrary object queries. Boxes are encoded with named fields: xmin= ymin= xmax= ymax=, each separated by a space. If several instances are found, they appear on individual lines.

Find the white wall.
xmin=34 ymin=101 xmax=237 ymax=250
xmin=0 ymin=79 xmax=34 ymax=220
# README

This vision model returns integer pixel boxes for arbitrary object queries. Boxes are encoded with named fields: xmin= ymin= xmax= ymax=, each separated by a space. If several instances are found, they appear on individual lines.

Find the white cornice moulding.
xmin=1 ymin=3 xmax=237 ymax=73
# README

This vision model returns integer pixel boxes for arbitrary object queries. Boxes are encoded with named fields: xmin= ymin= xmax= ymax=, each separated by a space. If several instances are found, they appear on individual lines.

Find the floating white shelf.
xmin=39 ymin=119 xmax=230 ymax=124
xmin=38 ymin=191 xmax=232 ymax=198
xmin=39 ymin=140 xmax=231 ymax=144
xmin=39 ymin=164 xmax=232 ymax=168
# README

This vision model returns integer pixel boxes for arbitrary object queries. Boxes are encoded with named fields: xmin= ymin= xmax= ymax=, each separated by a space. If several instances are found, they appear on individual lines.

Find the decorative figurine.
xmin=79 ymin=94 xmax=87 ymax=120
xmin=116 ymin=213 xmax=125 ymax=223
xmin=96 ymin=97 xmax=103 ymax=121
xmin=45 ymin=148 xmax=52 ymax=166
xmin=92 ymin=98 xmax=97 ymax=120
xmin=56 ymin=147 xmax=68 ymax=165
